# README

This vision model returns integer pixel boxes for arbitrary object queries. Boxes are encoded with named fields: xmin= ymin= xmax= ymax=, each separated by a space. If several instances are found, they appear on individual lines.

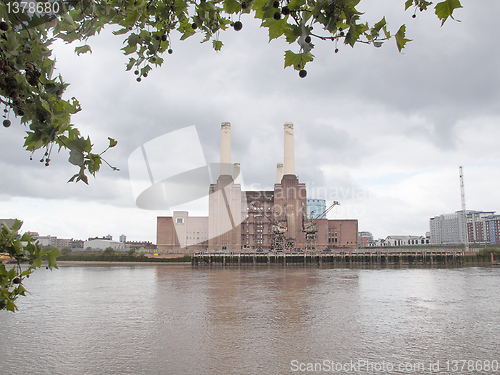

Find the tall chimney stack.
xmin=276 ymin=163 xmax=284 ymax=183
xmin=284 ymin=122 xmax=295 ymax=176
xmin=220 ymin=122 xmax=231 ymax=176
xmin=234 ymin=163 xmax=241 ymax=184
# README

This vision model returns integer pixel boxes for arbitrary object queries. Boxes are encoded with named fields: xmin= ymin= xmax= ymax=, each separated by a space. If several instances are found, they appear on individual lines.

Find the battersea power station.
xmin=156 ymin=123 xmax=358 ymax=254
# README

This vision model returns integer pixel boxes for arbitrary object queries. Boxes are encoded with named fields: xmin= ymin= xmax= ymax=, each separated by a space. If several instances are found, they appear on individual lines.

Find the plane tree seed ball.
xmin=299 ymin=69 xmax=307 ymax=78
xmin=305 ymin=36 xmax=311 ymax=43
xmin=233 ymin=21 xmax=242 ymax=31
xmin=273 ymin=11 xmax=281 ymax=20
xmin=3 ymin=119 xmax=11 ymax=127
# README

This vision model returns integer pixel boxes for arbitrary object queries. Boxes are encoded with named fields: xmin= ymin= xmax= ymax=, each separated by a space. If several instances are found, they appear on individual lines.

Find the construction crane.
xmin=459 ymin=166 xmax=470 ymax=253
xmin=302 ymin=201 xmax=341 ymax=251
xmin=314 ymin=201 xmax=340 ymax=219
xmin=253 ymin=201 xmax=290 ymax=253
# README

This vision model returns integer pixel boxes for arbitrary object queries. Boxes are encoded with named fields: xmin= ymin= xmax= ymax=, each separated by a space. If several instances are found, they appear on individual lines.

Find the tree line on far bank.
xmin=55 ymin=246 xmax=191 ymax=262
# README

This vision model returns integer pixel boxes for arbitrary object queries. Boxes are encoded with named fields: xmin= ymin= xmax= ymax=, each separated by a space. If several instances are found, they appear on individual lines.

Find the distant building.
xmin=26 ymin=232 xmax=82 ymax=249
xmin=119 ymin=234 xmax=126 ymax=243
xmin=56 ymin=238 xmax=71 ymax=248
xmin=358 ymin=231 xmax=374 ymax=247
xmin=307 ymin=199 xmax=326 ymax=219
xmin=156 ymin=123 xmax=358 ymax=254
xmin=157 ymin=212 xmax=208 ymax=253
xmin=430 ymin=210 xmax=497 ymax=245
xmin=467 ymin=211 xmax=496 ymax=243
xmin=37 ymin=235 xmax=58 ymax=247
xmin=84 ymin=239 xmax=124 ymax=250
xmin=383 ymin=235 xmax=430 ymax=246
xmin=70 ymin=239 xmax=84 ymax=249
xmin=487 ymin=215 xmax=500 ymax=245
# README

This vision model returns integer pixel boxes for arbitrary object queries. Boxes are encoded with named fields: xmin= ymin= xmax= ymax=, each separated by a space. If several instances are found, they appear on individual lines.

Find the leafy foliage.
xmin=0 ymin=219 xmax=60 ymax=311
xmin=1 ymin=0 xmax=462 ymax=181
xmin=102 ymin=246 xmax=116 ymax=255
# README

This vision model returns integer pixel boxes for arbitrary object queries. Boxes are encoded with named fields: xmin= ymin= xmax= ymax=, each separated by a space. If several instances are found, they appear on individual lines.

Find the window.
xmin=176 ymin=218 xmax=184 ymax=224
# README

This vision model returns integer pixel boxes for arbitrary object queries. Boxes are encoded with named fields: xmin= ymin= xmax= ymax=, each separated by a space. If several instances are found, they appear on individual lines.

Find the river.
xmin=1 ymin=264 xmax=499 ymax=374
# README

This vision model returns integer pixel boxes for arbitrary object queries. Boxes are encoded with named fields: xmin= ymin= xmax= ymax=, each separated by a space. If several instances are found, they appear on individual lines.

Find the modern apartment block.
xmin=488 ymin=215 xmax=500 ymax=245
xmin=358 ymin=231 xmax=374 ymax=247
xmin=430 ymin=210 xmax=498 ymax=245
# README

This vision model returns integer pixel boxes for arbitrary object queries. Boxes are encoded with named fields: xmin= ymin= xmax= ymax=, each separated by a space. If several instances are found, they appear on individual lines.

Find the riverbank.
xmin=56 ymin=253 xmax=191 ymax=263
xmin=57 ymin=261 xmax=191 ymax=266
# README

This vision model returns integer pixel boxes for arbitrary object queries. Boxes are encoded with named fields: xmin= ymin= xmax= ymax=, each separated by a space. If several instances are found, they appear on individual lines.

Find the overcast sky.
xmin=1 ymin=0 xmax=499 ymax=243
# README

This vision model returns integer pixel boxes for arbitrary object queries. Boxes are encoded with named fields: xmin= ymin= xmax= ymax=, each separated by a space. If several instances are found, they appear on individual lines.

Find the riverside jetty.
xmin=191 ymin=249 xmax=472 ymax=266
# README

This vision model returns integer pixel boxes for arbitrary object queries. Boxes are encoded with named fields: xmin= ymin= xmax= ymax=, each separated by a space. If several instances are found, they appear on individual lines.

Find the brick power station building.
xmin=157 ymin=123 xmax=358 ymax=254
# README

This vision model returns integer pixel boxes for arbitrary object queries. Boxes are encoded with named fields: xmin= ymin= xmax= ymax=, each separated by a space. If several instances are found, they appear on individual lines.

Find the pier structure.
xmin=191 ymin=249 xmax=465 ymax=266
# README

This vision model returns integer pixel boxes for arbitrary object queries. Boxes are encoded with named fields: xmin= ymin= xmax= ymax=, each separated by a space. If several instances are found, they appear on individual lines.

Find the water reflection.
xmin=0 ymin=265 xmax=499 ymax=374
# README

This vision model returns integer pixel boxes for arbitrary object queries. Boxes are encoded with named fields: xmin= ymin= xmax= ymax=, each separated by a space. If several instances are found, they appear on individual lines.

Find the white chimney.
xmin=220 ymin=122 xmax=231 ymax=176
xmin=276 ymin=163 xmax=284 ymax=183
xmin=234 ymin=163 xmax=241 ymax=184
xmin=284 ymin=122 xmax=295 ymax=175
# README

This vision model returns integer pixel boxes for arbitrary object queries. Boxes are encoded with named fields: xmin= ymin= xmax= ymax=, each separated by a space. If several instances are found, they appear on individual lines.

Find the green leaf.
xmin=5 ymin=300 xmax=17 ymax=312
xmin=284 ymin=50 xmax=314 ymax=70
xmin=140 ymin=65 xmax=152 ymax=77
xmin=371 ymin=17 xmax=386 ymax=37
xmin=262 ymin=18 xmax=289 ymax=41
xmin=344 ymin=21 xmax=368 ymax=47
xmin=213 ymin=40 xmax=223 ymax=51
xmin=287 ymin=0 xmax=306 ymax=11
xmin=68 ymin=172 xmax=89 ymax=184
xmin=395 ymin=25 xmax=411 ymax=52
xmin=223 ymin=0 xmax=241 ymax=14
xmin=122 ymin=9 xmax=140 ymax=28
xmin=68 ymin=173 xmax=79 ymax=183
xmin=69 ymin=149 xmax=84 ymax=167
xmin=113 ymin=28 xmax=130 ymax=35
xmin=60 ymin=13 xmax=78 ymax=32
xmin=178 ymin=19 xmax=196 ymax=40
xmin=126 ymin=58 xmax=137 ymax=71
xmin=75 ymin=45 xmax=92 ymax=56
xmin=435 ymin=0 xmax=462 ymax=26
xmin=12 ymin=219 xmax=22 ymax=231
xmin=108 ymin=137 xmax=118 ymax=148
xmin=382 ymin=25 xmax=391 ymax=39
xmin=46 ymin=248 xmax=61 ymax=269
xmin=121 ymin=43 xmax=138 ymax=55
